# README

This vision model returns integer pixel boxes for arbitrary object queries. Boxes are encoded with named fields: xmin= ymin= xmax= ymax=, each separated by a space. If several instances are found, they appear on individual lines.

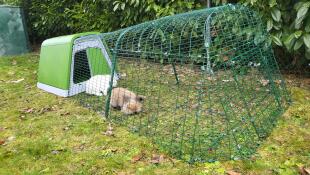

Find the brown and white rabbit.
xmin=110 ymin=87 xmax=145 ymax=115
xmin=121 ymin=99 xmax=143 ymax=115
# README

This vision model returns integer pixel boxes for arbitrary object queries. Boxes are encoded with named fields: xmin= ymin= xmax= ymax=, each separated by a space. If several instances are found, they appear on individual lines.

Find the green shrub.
xmin=0 ymin=0 xmax=200 ymax=41
xmin=233 ymin=0 xmax=309 ymax=69
xmin=0 ymin=0 xmax=308 ymax=70
xmin=211 ymin=0 xmax=309 ymax=70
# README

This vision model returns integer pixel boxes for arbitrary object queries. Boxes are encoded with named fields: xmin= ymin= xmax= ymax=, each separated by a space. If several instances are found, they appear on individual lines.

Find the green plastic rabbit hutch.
xmin=37 ymin=32 xmax=117 ymax=97
xmin=37 ymin=4 xmax=290 ymax=163
xmin=0 ymin=5 xmax=29 ymax=56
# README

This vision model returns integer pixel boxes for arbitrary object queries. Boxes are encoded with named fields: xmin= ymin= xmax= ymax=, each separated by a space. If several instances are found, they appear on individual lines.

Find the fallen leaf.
xmin=7 ymin=136 xmax=15 ymax=142
xmin=190 ymin=103 xmax=199 ymax=110
xmin=0 ymin=140 xmax=5 ymax=145
xmin=150 ymin=154 xmax=164 ymax=164
xmin=24 ymin=108 xmax=35 ymax=114
xmin=131 ymin=152 xmax=145 ymax=163
xmin=211 ymin=29 xmax=218 ymax=37
xmin=206 ymin=76 xmax=216 ymax=81
xmin=38 ymin=106 xmax=52 ymax=114
xmin=226 ymin=170 xmax=241 ymax=175
xmin=222 ymin=79 xmax=233 ymax=82
xmin=12 ymin=60 xmax=17 ymax=65
xmin=223 ymin=55 xmax=230 ymax=62
xmin=298 ymin=166 xmax=310 ymax=175
xmin=11 ymin=78 xmax=24 ymax=83
xmin=103 ymin=123 xmax=114 ymax=137
xmin=0 ymin=127 xmax=4 ymax=132
xmin=51 ymin=150 xmax=60 ymax=155
xmin=104 ymin=130 xmax=114 ymax=136
xmin=8 ymin=71 xmax=15 ymax=75
xmin=24 ymin=85 xmax=32 ymax=90
xmin=60 ymin=112 xmax=70 ymax=116
xmin=110 ymin=148 xmax=118 ymax=153
xmin=305 ymin=168 xmax=310 ymax=174
xmin=39 ymin=168 xmax=50 ymax=173
xmin=78 ymin=144 xmax=85 ymax=151
xmin=260 ymin=79 xmax=269 ymax=86
xmin=275 ymin=79 xmax=282 ymax=85
xmin=63 ymin=126 xmax=70 ymax=131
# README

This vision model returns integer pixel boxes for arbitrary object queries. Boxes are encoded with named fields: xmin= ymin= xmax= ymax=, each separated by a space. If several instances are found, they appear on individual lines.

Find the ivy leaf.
xmin=121 ymin=3 xmax=126 ymax=10
xmin=250 ymin=0 xmax=258 ymax=5
xmin=269 ymin=0 xmax=277 ymax=7
xmin=294 ymin=38 xmax=303 ymax=50
xmin=297 ymin=6 xmax=309 ymax=19
xmin=271 ymin=8 xmax=281 ymax=22
xmin=271 ymin=35 xmax=282 ymax=46
xmin=267 ymin=20 xmax=273 ymax=31
xmin=303 ymin=34 xmax=310 ymax=48
xmin=284 ymin=34 xmax=296 ymax=51
xmin=295 ymin=17 xmax=304 ymax=29
xmin=113 ymin=3 xmax=119 ymax=11
xmin=294 ymin=30 xmax=303 ymax=38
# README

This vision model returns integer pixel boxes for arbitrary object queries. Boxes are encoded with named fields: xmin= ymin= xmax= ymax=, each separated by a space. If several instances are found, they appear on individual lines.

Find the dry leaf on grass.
xmin=51 ymin=150 xmax=60 ymax=155
xmin=222 ymin=79 xmax=233 ymax=82
xmin=7 ymin=136 xmax=15 ymax=142
xmin=150 ymin=154 xmax=165 ymax=164
xmin=298 ymin=166 xmax=310 ymax=175
xmin=131 ymin=152 xmax=145 ymax=163
xmin=223 ymin=55 xmax=230 ymax=62
xmin=0 ymin=140 xmax=5 ymax=145
xmin=226 ymin=170 xmax=241 ymax=175
xmin=60 ymin=112 xmax=70 ymax=116
xmin=38 ymin=106 xmax=53 ymax=114
xmin=12 ymin=60 xmax=17 ymax=65
xmin=275 ymin=80 xmax=282 ymax=85
xmin=103 ymin=123 xmax=114 ymax=137
xmin=21 ymin=108 xmax=35 ymax=114
xmin=11 ymin=78 xmax=24 ymax=83
xmin=259 ymin=79 xmax=269 ymax=86
xmin=190 ymin=103 xmax=199 ymax=110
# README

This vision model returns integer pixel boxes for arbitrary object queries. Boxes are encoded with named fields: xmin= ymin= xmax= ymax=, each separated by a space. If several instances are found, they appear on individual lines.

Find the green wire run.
xmin=76 ymin=4 xmax=290 ymax=163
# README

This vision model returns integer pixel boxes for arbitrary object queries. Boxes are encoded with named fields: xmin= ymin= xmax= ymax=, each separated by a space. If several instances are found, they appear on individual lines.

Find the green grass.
xmin=76 ymin=57 xmax=288 ymax=162
xmin=0 ymin=53 xmax=309 ymax=174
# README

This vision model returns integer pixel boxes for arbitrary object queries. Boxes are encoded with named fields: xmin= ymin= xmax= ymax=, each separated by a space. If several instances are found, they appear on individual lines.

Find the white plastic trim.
xmin=37 ymin=82 xmax=69 ymax=97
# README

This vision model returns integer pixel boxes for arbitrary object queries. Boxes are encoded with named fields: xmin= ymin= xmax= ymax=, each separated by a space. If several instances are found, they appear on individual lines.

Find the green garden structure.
xmin=0 ymin=5 xmax=29 ymax=56
xmin=37 ymin=4 xmax=290 ymax=162
xmin=37 ymin=33 xmax=117 ymax=97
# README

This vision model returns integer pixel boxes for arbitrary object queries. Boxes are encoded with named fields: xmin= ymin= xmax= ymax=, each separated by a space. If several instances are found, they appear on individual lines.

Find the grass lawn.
xmin=0 ymin=53 xmax=309 ymax=174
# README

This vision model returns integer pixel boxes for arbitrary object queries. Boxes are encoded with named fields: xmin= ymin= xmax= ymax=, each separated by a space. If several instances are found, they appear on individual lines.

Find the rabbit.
xmin=110 ymin=87 xmax=145 ymax=115
xmin=85 ymin=75 xmax=117 ymax=96
xmin=121 ymin=99 xmax=143 ymax=115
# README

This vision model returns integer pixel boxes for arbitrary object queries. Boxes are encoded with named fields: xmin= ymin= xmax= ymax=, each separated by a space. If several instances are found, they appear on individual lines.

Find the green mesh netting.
xmin=74 ymin=4 xmax=290 ymax=162
xmin=0 ymin=5 xmax=29 ymax=56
